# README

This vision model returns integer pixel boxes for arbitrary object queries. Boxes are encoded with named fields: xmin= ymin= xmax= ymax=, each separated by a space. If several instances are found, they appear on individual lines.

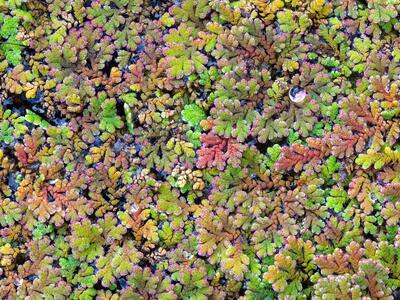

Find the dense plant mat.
xmin=1 ymin=0 xmax=400 ymax=299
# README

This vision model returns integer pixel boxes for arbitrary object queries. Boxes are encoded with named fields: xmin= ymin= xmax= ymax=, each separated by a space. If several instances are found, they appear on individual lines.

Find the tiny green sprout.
xmin=25 ymin=109 xmax=50 ymax=128
xmin=124 ymin=103 xmax=134 ymax=134
xmin=288 ymin=129 xmax=300 ymax=145
xmin=181 ymin=104 xmax=206 ymax=127
xmin=321 ymin=56 xmax=340 ymax=68
xmin=330 ymin=70 xmax=341 ymax=79
xmin=308 ymin=52 xmax=318 ymax=60
xmin=160 ymin=13 xmax=175 ymax=27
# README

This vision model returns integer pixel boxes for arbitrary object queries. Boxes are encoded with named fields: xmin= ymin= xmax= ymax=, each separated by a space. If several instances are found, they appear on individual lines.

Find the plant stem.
xmin=0 ymin=42 xmax=27 ymax=47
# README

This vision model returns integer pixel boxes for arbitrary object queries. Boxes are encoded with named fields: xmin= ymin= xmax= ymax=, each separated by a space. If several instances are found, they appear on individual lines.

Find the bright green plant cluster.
xmin=1 ymin=0 xmax=400 ymax=299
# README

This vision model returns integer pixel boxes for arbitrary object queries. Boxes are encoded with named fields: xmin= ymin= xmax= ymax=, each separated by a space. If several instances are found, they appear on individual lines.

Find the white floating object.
xmin=289 ymin=86 xmax=307 ymax=106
